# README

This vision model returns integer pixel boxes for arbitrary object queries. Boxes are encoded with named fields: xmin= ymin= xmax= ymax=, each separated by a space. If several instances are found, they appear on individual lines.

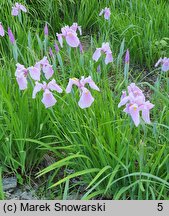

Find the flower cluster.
xmin=3 ymin=3 xmax=156 ymax=126
xmin=56 ymin=23 xmax=82 ymax=48
xmin=15 ymin=57 xmax=100 ymax=109
xmin=155 ymin=57 xmax=169 ymax=72
xmin=92 ymin=42 xmax=113 ymax=64
xmin=118 ymin=83 xmax=154 ymax=126
xmin=15 ymin=56 xmax=54 ymax=91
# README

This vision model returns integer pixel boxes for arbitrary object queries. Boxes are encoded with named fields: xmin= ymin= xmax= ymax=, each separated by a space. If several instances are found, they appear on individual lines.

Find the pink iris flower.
xmin=15 ymin=63 xmax=28 ymax=90
xmin=99 ymin=7 xmax=111 ymax=20
xmin=92 ymin=42 xmax=113 ymax=65
xmin=12 ymin=3 xmax=27 ymax=16
xmin=32 ymin=79 xmax=63 ymax=108
xmin=56 ymin=23 xmax=81 ymax=48
xmin=28 ymin=56 xmax=54 ymax=81
xmin=66 ymin=76 xmax=100 ymax=109
xmin=15 ymin=57 xmax=54 ymax=90
xmin=118 ymin=83 xmax=154 ymax=127
xmin=155 ymin=57 xmax=169 ymax=72
xmin=0 ymin=22 xmax=5 ymax=37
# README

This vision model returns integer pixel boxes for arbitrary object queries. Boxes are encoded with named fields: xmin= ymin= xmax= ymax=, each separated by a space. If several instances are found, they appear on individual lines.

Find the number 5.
xmin=157 ymin=203 xmax=163 ymax=211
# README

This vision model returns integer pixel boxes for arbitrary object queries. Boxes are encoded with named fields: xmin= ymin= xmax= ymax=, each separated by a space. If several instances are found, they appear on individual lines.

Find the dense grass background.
xmin=0 ymin=0 xmax=168 ymax=200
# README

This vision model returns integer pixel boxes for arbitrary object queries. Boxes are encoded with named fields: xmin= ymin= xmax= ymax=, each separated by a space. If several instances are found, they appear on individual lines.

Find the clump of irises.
xmin=15 ymin=56 xmax=100 ymax=109
xmin=118 ymin=83 xmax=154 ymax=126
xmin=1 ymin=3 xmax=162 ymax=127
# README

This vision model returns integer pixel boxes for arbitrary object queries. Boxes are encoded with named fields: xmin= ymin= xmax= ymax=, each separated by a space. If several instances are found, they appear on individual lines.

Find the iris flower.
xmin=0 ymin=22 xmax=5 ymax=37
xmin=99 ymin=7 xmax=111 ymax=20
xmin=15 ymin=57 xmax=54 ymax=90
xmin=12 ymin=3 xmax=27 ymax=16
xmin=15 ymin=63 xmax=28 ymax=90
xmin=66 ymin=76 xmax=100 ymax=109
xmin=118 ymin=83 xmax=154 ymax=126
xmin=56 ymin=23 xmax=81 ymax=48
xmin=155 ymin=57 xmax=169 ymax=72
xmin=28 ymin=56 xmax=54 ymax=81
xmin=32 ymin=79 xmax=63 ymax=108
xmin=92 ymin=42 xmax=113 ymax=64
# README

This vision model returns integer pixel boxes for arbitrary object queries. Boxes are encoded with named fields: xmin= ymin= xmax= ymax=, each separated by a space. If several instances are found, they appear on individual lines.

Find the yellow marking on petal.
xmin=71 ymin=77 xmax=78 ymax=81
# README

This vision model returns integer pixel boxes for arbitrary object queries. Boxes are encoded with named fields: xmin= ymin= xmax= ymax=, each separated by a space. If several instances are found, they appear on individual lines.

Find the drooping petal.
xmin=0 ymin=23 xmax=5 ymax=37
xmin=57 ymin=33 xmax=63 ymax=47
xmin=19 ymin=5 xmax=27 ymax=13
xmin=16 ymin=74 xmax=27 ymax=90
xmin=139 ymin=100 xmax=154 ymax=124
xmin=129 ymin=104 xmax=140 ymax=127
xmin=92 ymin=48 xmax=101 ymax=62
xmin=141 ymin=108 xmax=151 ymax=124
xmin=118 ymin=95 xmax=129 ymax=108
xmin=48 ymin=79 xmax=63 ymax=93
xmin=65 ymin=32 xmax=80 ymax=47
xmin=105 ymin=52 xmax=113 ymax=64
xmin=42 ymin=64 xmax=54 ymax=80
xmin=78 ymin=88 xmax=94 ymax=109
xmin=83 ymin=76 xmax=100 ymax=91
xmin=66 ymin=78 xmax=80 ymax=93
xmin=123 ymin=103 xmax=130 ymax=113
xmin=41 ymin=89 xmax=57 ymax=108
xmin=28 ymin=66 xmax=41 ymax=81
xmin=32 ymin=82 xmax=43 ymax=98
